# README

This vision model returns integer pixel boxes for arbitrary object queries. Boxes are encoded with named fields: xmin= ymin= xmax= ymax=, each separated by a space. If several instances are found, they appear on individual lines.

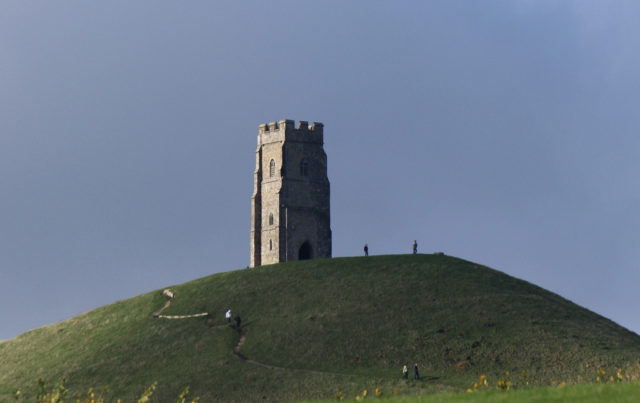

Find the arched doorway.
xmin=298 ymin=242 xmax=312 ymax=260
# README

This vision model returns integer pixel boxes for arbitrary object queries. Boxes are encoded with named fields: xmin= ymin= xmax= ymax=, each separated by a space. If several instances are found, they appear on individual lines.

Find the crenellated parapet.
xmin=258 ymin=119 xmax=324 ymax=145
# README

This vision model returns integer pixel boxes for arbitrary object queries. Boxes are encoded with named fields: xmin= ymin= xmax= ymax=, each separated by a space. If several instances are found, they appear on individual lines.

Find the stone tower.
xmin=250 ymin=119 xmax=331 ymax=267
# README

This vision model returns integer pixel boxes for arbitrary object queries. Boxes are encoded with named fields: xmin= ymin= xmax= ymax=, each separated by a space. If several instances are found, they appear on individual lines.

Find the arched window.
xmin=300 ymin=159 xmax=309 ymax=177
xmin=269 ymin=213 xmax=274 ymax=226
xmin=269 ymin=159 xmax=276 ymax=178
xmin=298 ymin=242 xmax=312 ymax=260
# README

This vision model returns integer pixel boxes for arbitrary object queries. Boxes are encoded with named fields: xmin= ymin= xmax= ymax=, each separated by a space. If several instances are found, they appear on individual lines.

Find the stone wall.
xmin=250 ymin=119 xmax=331 ymax=267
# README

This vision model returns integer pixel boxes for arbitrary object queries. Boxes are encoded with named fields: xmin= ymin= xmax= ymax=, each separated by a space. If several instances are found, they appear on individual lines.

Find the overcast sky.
xmin=1 ymin=1 xmax=639 ymax=341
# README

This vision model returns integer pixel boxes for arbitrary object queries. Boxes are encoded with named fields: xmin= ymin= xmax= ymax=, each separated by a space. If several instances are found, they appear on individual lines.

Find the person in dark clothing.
xmin=364 ymin=244 xmax=369 ymax=256
xmin=413 ymin=363 xmax=420 ymax=380
xmin=234 ymin=315 xmax=242 ymax=329
xmin=412 ymin=240 xmax=418 ymax=254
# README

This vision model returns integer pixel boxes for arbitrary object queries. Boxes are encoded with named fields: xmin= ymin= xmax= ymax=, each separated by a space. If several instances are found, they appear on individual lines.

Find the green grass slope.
xmin=1 ymin=254 xmax=640 ymax=402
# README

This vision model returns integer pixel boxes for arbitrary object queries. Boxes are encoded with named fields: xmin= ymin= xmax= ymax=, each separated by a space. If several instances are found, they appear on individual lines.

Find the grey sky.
xmin=1 ymin=1 xmax=639 ymax=340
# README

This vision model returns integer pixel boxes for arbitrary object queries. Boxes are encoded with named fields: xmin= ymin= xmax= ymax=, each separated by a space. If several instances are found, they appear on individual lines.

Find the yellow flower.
xmin=558 ymin=381 xmax=566 ymax=388
xmin=505 ymin=371 xmax=510 ymax=376
xmin=362 ymin=389 xmax=368 ymax=397
xmin=479 ymin=375 xmax=486 ymax=381
xmin=466 ymin=388 xmax=473 ymax=393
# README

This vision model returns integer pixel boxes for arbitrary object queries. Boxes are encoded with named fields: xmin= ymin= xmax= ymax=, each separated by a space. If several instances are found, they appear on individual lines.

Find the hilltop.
xmin=2 ymin=254 xmax=640 ymax=402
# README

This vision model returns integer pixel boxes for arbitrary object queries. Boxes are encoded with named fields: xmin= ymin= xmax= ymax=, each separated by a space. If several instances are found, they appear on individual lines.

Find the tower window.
xmin=269 ymin=159 xmax=276 ymax=178
xmin=300 ymin=159 xmax=308 ymax=177
xmin=269 ymin=213 xmax=274 ymax=226
xmin=269 ymin=239 xmax=273 ymax=250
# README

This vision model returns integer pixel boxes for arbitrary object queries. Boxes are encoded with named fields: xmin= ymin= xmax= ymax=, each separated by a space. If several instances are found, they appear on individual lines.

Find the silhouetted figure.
xmin=364 ymin=244 xmax=369 ymax=256
xmin=412 ymin=240 xmax=418 ymax=254
xmin=413 ymin=363 xmax=420 ymax=380
xmin=235 ymin=315 xmax=242 ymax=329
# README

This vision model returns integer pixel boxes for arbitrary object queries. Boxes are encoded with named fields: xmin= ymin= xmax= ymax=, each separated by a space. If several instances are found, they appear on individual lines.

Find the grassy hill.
xmin=2 ymin=254 xmax=640 ymax=402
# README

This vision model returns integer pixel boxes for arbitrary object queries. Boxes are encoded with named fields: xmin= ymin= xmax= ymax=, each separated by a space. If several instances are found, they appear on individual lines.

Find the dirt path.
xmin=232 ymin=331 xmax=285 ymax=370
xmin=152 ymin=290 xmax=358 ymax=377
xmin=231 ymin=326 xmax=358 ymax=376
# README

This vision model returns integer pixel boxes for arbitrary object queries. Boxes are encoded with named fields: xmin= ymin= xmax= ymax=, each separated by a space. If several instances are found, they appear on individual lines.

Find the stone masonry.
xmin=250 ymin=119 xmax=331 ymax=267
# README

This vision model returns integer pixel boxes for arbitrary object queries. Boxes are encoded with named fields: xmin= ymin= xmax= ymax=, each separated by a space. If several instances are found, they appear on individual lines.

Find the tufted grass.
xmin=1 ymin=254 xmax=640 ymax=401
xmin=305 ymin=380 xmax=640 ymax=402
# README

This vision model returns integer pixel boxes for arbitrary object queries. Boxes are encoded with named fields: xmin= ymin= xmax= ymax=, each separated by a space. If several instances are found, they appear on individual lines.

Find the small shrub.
xmin=497 ymin=371 xmax=511 ymax=390
xmin=75 ymin=386 xmax=107 ymax=403
xmin=36 ymin=378 xmax=68 ymax=403
xmin=175 ymin=386 xmax=200 ymax=403
xmin=519 ymin=369 xmax=529 ymax=387
xmin=137 ymin=382 xmax=157 ymax=403
xmin=19 ymin=379 xmax=199 ymax=403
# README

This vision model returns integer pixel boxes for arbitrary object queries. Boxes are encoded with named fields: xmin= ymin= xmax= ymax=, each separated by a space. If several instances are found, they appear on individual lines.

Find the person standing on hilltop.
xmin=412 ymin=240 xmax=418 ymax=254
xmin=364 ymin=244 xmax=369 ymax=256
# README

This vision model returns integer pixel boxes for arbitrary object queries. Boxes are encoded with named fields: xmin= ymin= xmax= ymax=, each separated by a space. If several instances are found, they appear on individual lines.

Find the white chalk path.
xmin=151 ymin=289 xmax=209 ymax=319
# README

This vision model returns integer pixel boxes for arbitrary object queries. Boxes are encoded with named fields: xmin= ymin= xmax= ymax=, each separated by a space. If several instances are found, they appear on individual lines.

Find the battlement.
xmin=258 ymin=119 xmax=324 ymax=136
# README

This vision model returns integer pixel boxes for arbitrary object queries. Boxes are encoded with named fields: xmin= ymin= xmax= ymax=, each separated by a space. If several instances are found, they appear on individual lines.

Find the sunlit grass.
xmin=305 ymin=381 xmax=640 ymax=403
